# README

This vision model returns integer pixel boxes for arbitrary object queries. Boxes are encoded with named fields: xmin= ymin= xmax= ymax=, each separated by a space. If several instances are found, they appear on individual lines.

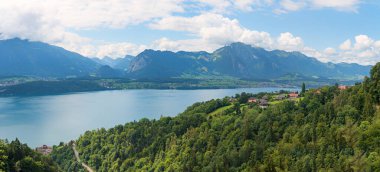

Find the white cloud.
xmin=354 ymin=35 xmax=374 ymax=50
xmin=152 ymin=37 xmax=221 ymax=52
xmin=280 ymin=0 xmax=305 ymax=11
xmin=277 ymin=32 xmax=304 ymax=51
xmin=192 ymin=0 xmax=273 ymax=13
xmin=339 ymin=39 xmax=352 ymax=50
xmin=151 ymin=13 xmax=275 ymax=50
xmin=0 ymin=0 xmax=184 ymax=58
xmin=276 ymin=0 xmax=361 ymax=13
xmin=0 ymin=0 xmax=184 ymax=29
xmin=151 ymin=13 xmax=380 ymax=65
xmin=193 ymin=0 xmax=360 ymax=14
xmin=88 ymin=43 xmax=147 ymax=58
xmin=311 ymin=0 xmax=361 ymax=11
xmin=324 ymin=35 xmax=380 ymax=65
xmin=0 ymin=0 xmax=375 ymax=65
xmin=324 ymin=47 xmax=336 ymax=55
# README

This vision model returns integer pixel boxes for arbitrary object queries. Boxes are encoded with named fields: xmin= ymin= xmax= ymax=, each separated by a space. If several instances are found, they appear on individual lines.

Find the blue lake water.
xmin=0 ymin=88 xmax=298 ymax=147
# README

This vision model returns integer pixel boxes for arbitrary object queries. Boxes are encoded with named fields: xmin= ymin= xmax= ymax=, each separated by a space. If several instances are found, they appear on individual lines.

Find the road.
xmin=72 ymin=143 xmax=95 ymax=172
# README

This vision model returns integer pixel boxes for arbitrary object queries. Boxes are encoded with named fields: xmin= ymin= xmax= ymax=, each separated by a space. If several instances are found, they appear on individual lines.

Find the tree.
xmin=0 ymin=140 xmax=8 ymax=171
xmin=15 ymin=156 xmax=43 ymax=172
xmin=369 ymin=62 xmax=380 ymax=103
xmin=301 ymin=83 xmax=306 ymax=95
xmin=234 ymin=102 xmax=241 ymax=115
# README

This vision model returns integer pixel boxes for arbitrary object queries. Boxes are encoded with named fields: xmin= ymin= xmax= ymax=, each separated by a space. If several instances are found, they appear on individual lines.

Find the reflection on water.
xmin=0 ymin=88 xmax=298 ymax=147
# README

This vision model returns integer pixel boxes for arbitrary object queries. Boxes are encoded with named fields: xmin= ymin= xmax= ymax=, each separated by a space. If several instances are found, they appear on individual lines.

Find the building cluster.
xmin=0 ymin=80 xmax=22 ymax=87
xmin=247 ymin=91 xmax=300 ymax=109
xmin=35 ymin=145 xmax=53 ymax=155
xmin=314 ymin=85 xmax=349 ymax=94
xmin=248 ymin=97 xmax=269 ymax=108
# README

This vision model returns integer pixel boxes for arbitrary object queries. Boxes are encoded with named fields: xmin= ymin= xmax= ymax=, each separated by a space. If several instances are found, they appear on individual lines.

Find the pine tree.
xmin=301 ymin=83 xmax=306 ymax=95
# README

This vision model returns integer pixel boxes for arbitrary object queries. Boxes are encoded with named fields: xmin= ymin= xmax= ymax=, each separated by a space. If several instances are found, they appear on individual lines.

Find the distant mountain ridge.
xmin=92 ymin=55 xmax=134 ymax=71
xmin=0 ymin=39 xmax=372 ymax=80
xmin=127 ymin=42 xmax=371 ymax=80
xmin=0 ymin=38 xmax=99 ymax=77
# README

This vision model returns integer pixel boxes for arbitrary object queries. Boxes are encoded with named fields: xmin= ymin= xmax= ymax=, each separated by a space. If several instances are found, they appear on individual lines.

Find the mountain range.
xmin=0 ymin=38 xmax=99 ymax=77
xmin=127 ymin=42 xmax=370 ymax=80
xmin=0 ymin=39 xmax=372 ymax=80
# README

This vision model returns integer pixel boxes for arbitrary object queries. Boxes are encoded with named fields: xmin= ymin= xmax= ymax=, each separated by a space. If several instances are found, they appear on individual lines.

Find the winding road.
xmin=72 ymin=143 xmax=95 ymax=172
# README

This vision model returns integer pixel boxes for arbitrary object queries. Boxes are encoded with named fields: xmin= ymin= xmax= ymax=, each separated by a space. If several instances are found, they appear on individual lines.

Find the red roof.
xmin=289 ymin=92 xmax=299 ymax=98
xmin=338 ymin=85 xmax=348 ymax=90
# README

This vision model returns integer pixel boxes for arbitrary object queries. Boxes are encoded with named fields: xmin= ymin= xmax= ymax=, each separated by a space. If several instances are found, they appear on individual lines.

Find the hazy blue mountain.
xmin=95 ymin=65 xmax=125 ymax=78
xmin=128 ymin=50 xmax=210 ymax=78
xmin=0 ymin=38 xmax=99 ymax=77
xmin=92 ymin=55 xmax=134 ymax=71
xmin=92 ymin=56 xmax=119 ymax=67
xmin=0 ymin=39 xmax=371 ymax=80
xmin=113 ymin=55 xmax=134 ymax=71
xmin=128 ymin=42 xmax=371 ymax=80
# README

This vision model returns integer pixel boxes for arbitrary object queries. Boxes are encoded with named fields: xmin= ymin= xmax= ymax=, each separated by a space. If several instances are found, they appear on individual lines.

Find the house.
xmin=262 ymin=95 xmax=269 ymax=100
xmin=338 ymin=85 xmax=349 ymax=90
xmin=248 ymin=97 xmax=257 ymax=103
xmin=229 ymin=97 xmax=237 ymax=102
xmin=36 ymin=145 xmax=53 ymax=155
xmin=288 ymin=92 xmax=299 ymax=99
xmin=259 ymin=99 xmax=269 ymax=109
xmin=275 ymin=94 xmax=287 ymax=100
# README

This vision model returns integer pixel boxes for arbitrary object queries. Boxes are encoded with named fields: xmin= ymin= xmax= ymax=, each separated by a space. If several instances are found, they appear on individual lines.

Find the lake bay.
xmin=0 ymin=88 xmax=298 ymax=147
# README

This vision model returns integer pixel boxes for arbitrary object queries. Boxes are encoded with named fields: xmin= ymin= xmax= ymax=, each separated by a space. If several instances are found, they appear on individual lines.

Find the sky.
xmin=0 ymin=0 xmax=379 ymax=65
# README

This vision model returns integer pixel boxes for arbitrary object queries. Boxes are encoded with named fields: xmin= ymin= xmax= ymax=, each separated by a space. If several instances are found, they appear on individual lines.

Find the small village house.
xmin=275 ymin=94 xmax=287 ymax=100
xmin=36 ymin=145 xmax=53 ymax=155
xmin=338 ymin=85 xmax=349 ymax=90
xmin=288 ymin=92 xmax=299 ymax=99
xmin=259 ymin=99 xmax=269 ymax=109
xmin=262 ymin=95 xmax=269 ymax=100
xmin=248 ymin=97 xmax=257 ymax=103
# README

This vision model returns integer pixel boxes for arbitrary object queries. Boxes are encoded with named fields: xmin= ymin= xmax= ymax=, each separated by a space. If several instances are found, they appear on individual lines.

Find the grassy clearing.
xmin=209 ymin=105 xmax=233 ymax=116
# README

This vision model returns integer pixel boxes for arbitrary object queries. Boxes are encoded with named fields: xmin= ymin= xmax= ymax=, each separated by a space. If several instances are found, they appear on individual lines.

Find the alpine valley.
xmin=0 ymin=38 xmax=371 ymax=96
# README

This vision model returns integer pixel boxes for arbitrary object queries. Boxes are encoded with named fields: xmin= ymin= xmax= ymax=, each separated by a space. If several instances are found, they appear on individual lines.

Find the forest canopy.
xmin=50 ymin=63 xmax=380 ymax=171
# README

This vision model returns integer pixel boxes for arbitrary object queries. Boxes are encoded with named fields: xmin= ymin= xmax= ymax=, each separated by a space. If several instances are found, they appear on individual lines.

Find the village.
xmin=242 ymin=85 xmax=349 ymax=109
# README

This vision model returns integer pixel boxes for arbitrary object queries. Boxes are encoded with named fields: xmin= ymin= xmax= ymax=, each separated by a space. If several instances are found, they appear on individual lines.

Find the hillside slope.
xmin=51 ymin=63 xmax=380 ymax=171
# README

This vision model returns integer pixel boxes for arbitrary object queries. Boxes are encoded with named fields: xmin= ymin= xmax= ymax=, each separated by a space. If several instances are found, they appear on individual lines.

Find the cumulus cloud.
xmin=0 ymin=0 xmax=184 ymax=29
xmin=0 ymin=0 xmax=184 ymax=58
xmin=311 ymin=0 xmax=361 ymax=11
xmin=191 ymin=0 xmax=273 ymax=13
xmin=193 ymin=0 xmax=361 ymax=14
xmin=322 ymin=35 xmax=380 ymax=65
xmin=151 ymin=13 xmax=275 ymax=50
xmin=152 ymin=13 xmax=380 ymax=65
xmin=324 ymin=47 xmax=336 ymax=55
xmin=279 ymin=0 xmax=306 ymax=11
xmin=276 ymin=0 xmax=361 ymax=13
xmin=83 ymin=43 xmax=147 ymax=58
xmin=353 ymin=35 xmax=374 ymax=50
xmin=339 ymin=40 xmax=352 ymax=50
xmin=276 ymin=32 xmax=304 ymax=51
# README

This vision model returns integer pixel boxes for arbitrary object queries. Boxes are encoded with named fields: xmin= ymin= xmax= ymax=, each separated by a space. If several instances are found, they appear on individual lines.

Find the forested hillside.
xmin=52 ymin=63 xmax=380 ymax=171
xmin=0 ymin=139 xmax=58 ymax=172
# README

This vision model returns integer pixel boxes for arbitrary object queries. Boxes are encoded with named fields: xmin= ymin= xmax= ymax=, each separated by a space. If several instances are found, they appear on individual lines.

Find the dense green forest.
xmin=0 ymin=139 xmax=58 ymax=172
xmin=51 ymin=63 xmax=380 ymax=171
xmin=50 ymin=142 xmax=85 ymax=172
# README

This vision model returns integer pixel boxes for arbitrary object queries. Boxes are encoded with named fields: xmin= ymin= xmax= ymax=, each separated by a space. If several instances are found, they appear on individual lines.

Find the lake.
xmin=0 ymin=88 xmax=298 ymax=147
